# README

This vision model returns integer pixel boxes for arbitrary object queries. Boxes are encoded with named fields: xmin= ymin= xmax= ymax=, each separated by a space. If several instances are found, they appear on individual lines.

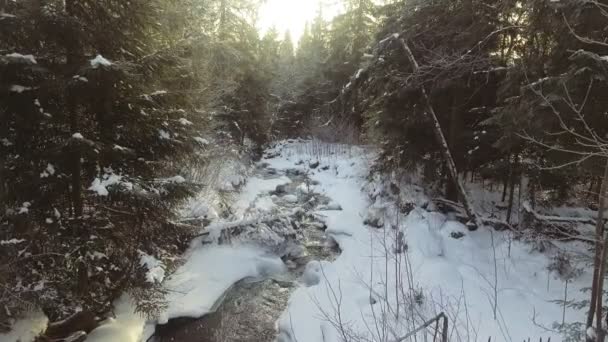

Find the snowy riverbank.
xmin=5 ymin=140 xmax=592 ymax=342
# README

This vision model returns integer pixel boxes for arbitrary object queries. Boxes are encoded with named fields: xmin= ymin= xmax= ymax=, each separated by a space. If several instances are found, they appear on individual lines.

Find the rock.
xmin=450 ymin=231 xmax=465 ymax=239
xmin=45 ymin=311 xmax=98 ymax=340
xmin=309 ymin=161 xmax=320 ymax=169
xmin=274 ymin=184 xmax=287 ymax=195
xmin=286 ymin=169 xmax=303 ymax=176
xmin=364 ymin=208 xmax=384 ymax=228
xmin=389 ymin=182 xmax=400 ymax=195
xmin=308 ymin=222 xmax=327 ymax=230
xmin=319 ymin=202 xmax=342 ymax=211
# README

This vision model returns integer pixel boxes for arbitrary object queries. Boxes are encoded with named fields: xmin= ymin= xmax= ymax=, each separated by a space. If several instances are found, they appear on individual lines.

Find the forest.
xmin=1 ymin=0 xmax=608 ymax=341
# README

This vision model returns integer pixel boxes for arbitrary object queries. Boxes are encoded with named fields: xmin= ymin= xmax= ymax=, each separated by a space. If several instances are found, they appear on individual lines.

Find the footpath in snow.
xmin=32 ymin=140 xmax=592 ymax=342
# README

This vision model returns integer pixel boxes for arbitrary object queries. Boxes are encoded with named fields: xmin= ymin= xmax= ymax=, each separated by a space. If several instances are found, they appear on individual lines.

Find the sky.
xmin=257 ymin=0 xmax=343 ymax=44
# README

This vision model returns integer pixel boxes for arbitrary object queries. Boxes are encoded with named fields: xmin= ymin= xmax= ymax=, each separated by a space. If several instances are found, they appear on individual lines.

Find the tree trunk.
xmin=398 ymin=39 xmax=482 ymax=229
xmin=506 ymin=155 xmax=518 ymax=223
xmin=446 ymin=88 xmax=463 ymax=201
xmin=587 ymin=158 xmax=608 ymax=341
xmin=65 ymin=0 xmax=83 ymax=218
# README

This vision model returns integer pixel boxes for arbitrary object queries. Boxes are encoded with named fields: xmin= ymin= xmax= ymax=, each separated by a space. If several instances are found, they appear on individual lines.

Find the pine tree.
xmin=0 ymin=0 xmax=206 ymax=329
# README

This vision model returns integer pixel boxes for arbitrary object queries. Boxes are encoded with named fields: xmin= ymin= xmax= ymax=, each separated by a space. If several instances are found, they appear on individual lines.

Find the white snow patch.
xmin=158 ymin=175 xmax=186 ymax=184
xmin=73 ymin=75 xmax=89 ymax=82
xmin=150 ymin=90 xmax=168 ymax=96
xmin=85 ymin=296 xmax=148 ymax=342
xmin=89 ymin=174 xmax=125 ymax=196
xmin=194 ymin=137 xmax=210 ymax=145
xmin=138 ymin=251 xmax=165 ymax=284
xmin=18 ymin=202 xmax=31 ymax=214
xmin=0 ymin=12 xmax=17 ymax=19
xmin=1 ymin=238 xmax=26 ymax=245
xmin=156 ymin=245 xmax=285 ymax=324
xmin=0 ymin=310 xmax=48 ymax=342
xmin=178 ymin=118 xmax=193 ymax=126
xmin=158 ymin=129 xmax=171 ymax=140
xmin=90 ymin=55 xmax=113 ymax=68
xmin=270 ymin=140 xmax=590 ymax=342
xmin=5 ymin=53 xmax=37 ymax=64
xmin=282 ymin=194 xmax=298 ymax=203
xmin=10 ymin=85 xmax=32 ymax=93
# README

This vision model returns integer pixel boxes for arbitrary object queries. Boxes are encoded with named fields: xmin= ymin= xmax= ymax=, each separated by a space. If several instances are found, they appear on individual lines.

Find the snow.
xmin=89 ymin=173 xmax=131 ymax=196
xmin=156 ymin=245 xmax=285 ymax=324
xmin=86 ymin=296 xmax=148 ymax=342
xmin=355 ymin=68 xmax=364 ymax=79
xmin=269 ymin=141 xmax=592 ymax=342
xmin=73 ymin=75 xmax=89 ymax=82
xmin=1 ymin=238 xmax=26 ymax=245
xmin=0 ymin=310 xmax=48 ymax=342
xmin=10 ymin=85 xmax=32 ymax=93
xmin=0 ymin=12 xmax=17 ymax=19
xmin=72 ymin=133 xmax=84 ymax=139
xmin=40 ymin=163 xmax=56 ymax=178
xmin=233 ymin=175 xmax=292 ymax=217
xmin=157 ymin=175 xmax=186 ymax=184
xmin=282 ymin=194 xmax=298 ymax=203
xmin=81 ymin=140 xmax=593 ymax=342
xmin=194 ymin=137 xmax=210 ymax=145
xmin=90 ymin=55 xmax=113 ymax=68
xmin=18 ymin=202 xmax=31 ymax=214
xmin=158 ymin=129 xmax=171 ymax=140
xmin=138 ymin=251 xmax=165 ymax=284
xmin=5 ymin=52 xmax=37 ymax=64
xmin=85 ymin=153 xmax=288 ymax=341
xmin=178 ymin=118 xmax=193 ymax=126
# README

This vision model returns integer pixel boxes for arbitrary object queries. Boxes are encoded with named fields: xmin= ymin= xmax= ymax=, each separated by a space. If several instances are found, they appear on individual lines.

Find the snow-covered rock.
xmin=282 ymin=194 xmax=298 ymax=203
xmin=301 ymin=260 xmax=324 ymax=286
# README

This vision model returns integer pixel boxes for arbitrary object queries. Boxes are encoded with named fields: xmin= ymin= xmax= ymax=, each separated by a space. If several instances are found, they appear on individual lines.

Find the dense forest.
xmin=1 ymin=0 xmax=608 ymax=341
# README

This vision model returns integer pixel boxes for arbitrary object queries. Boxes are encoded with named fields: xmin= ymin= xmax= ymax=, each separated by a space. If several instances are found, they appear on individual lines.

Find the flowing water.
xmin=152 ymin=160 xmax=341 ymax=342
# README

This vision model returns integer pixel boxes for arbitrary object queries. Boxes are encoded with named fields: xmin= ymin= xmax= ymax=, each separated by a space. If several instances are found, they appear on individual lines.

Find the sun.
xmin=257 ymin=0 xmax=342 ymax=44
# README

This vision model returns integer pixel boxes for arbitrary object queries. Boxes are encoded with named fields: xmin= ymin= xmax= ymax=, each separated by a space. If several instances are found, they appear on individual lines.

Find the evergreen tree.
xmin=0 ymin=0 xmax=206 ymax=329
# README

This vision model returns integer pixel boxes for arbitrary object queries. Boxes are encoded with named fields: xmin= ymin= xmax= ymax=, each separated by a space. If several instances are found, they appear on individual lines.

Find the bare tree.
xmin=524 ymin=73 xmax=608 ymax=341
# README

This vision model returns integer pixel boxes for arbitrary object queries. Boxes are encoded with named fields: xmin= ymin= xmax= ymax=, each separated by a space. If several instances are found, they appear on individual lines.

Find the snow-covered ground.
xmin=270 ymin=141 xmax=592 ymax=342
xmin=7 ymin=140 xmax=593 ymax=342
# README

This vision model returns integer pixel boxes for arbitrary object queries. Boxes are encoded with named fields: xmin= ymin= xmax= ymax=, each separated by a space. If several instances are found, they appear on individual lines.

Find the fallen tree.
xmin=398 ymin=38 xmax=483 ymax=229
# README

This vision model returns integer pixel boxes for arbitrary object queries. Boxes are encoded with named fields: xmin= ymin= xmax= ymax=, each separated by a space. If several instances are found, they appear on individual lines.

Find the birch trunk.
xmin=588 ymin=158 xmax=608 ymax=341
xmin=398 ymin=39 xmax=482 ymax=229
